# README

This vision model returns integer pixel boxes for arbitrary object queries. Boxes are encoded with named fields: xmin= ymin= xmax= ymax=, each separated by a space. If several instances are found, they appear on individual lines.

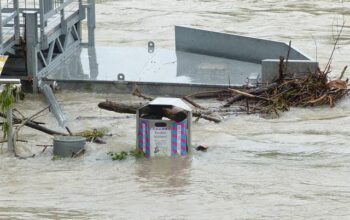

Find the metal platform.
xmin=42 ymin=46 xmax=260 ymax=95
xmin=42 ymin=26 xmax=319 ymax=96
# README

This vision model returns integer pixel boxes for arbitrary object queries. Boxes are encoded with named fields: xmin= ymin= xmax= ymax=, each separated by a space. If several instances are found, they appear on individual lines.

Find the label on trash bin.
xmin=150 ymin=127 xmax=172 ymax=157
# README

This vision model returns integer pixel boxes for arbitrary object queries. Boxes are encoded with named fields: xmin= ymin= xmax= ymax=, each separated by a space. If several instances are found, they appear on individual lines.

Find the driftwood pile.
xmin=98 ymin=64 xmax=349 ymax=122
xmin=222 ymin=66 xmax=349 ymax=116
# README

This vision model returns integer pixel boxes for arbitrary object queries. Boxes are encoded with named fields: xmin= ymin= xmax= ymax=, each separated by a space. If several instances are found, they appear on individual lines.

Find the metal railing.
xmin=0 ymin=0 xmax=20 ymax=53
xmin=0 ymin=0 xmax=84 ymax=53
xmin=38 ymin=0 xmax=83 ymax=48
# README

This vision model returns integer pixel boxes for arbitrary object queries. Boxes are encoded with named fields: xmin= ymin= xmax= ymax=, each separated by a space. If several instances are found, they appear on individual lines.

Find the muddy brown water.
xmin=1 ymin=0 xmax=350 ymax=219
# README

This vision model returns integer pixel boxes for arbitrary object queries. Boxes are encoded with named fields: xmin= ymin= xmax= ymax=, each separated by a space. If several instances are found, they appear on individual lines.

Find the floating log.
xmin=0 ymin=112 xmax=66 ymax=136
xmin=223 ymin=83 xmax=278 ymax=107
xmin=98 ymin=101 xmax=222 ymax=123
xmin=98 ymin=101 xmax=141 ymax=114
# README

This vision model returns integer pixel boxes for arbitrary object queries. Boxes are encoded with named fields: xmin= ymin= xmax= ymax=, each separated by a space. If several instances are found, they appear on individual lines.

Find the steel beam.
xmin=46 ymin=41 xmax=55 ymax=64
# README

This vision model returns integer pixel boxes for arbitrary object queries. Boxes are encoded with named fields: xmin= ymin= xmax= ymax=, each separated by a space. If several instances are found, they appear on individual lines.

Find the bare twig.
xmin=13 ymin=106 xmax=50 ymax=156
xmin=284 ymin=40 xmax=292 ymax=74
xmin=228 ymin=88 xmax=270 ymax=101
xmin=72 ymin=148 xmax=85 ymax=158
xmin=324 ymin=21 xmax=345 ymax=73
xmin=279 ymin=56 xmax=285 ymax=83
xmin=132 ymin=86 xmax=153 ymax=101
xmin=65 ymin=127 xmax=73 ymax=136
xmin=185 ymin=89 xmax=231 ymax=99
xmin=182 ymin=96 xmax=205 ymax=109
xmin=338 ymin=65 xmax=348 ymax=80
xmin=192 ymin=111 xmax=221 ymax=123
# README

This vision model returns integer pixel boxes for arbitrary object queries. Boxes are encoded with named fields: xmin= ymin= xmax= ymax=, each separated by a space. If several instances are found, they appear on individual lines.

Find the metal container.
xmin=53 ymin=136 xmax=86 ymax=157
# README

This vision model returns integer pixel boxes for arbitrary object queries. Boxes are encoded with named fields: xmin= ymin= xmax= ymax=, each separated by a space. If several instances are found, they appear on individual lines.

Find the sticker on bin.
xmin=138 ymin=119 xmax=188 ymax=157
xmin=150 ymin=127 xmax=172 ymax=157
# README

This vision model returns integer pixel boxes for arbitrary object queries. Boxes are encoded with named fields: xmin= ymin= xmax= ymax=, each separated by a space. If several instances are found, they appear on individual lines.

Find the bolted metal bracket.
xmin=117 ymin=73 xmax=125 ymax=81
xmin=148 ymin=41 xmax=155 ymax=53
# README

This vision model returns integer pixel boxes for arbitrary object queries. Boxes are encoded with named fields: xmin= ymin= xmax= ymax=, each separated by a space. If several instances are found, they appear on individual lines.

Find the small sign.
xmin=0 ymin=56 xmax=8 ymax=75
xmin=150 ymin=127 xmax=172 ymax=157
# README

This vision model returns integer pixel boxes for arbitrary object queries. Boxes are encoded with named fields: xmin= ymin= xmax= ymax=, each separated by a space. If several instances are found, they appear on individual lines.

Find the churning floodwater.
xmin=1 ymin=0 xmax=350 ymax=219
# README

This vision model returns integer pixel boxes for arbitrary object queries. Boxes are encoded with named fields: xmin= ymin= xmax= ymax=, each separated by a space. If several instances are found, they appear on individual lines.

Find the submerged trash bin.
xmin=53 ymin=136 xmax=86 ymax=157
xmin=136 ymin=97 xmax=192 ymax=158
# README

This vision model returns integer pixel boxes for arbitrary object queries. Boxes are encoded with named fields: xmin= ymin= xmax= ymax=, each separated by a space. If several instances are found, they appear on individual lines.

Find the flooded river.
xmin=1 ymin=0 xmax=350 ymax=219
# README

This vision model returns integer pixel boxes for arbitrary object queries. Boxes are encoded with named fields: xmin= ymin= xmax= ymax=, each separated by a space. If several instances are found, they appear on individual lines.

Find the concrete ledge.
xmin=44 ymin=79 xmax=244 ymax=97
xmin=261 ymin=59 xmax=319 ymax=83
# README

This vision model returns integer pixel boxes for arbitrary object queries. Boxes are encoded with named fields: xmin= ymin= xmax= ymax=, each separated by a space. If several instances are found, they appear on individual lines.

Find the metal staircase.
xmin=0 ymin=0 xmax=95 ymax=91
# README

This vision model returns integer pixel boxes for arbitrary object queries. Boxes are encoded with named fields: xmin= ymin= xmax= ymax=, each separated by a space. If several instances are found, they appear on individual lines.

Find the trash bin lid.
xmin=148 ymin=97 xmax=192 ymax=112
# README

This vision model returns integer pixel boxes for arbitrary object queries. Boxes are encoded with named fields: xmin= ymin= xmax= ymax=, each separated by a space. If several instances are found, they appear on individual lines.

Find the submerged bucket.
xmin=53 ymin=136 xmax=86 ymax=157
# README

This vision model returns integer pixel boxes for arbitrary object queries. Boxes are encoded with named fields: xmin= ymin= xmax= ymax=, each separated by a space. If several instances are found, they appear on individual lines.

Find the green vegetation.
xmin=76 ymin=128 xmax=107 ymax=141
xmin=108 ymin=149 xmax=145 ymax=161
xmin=52 ymin=155 xmax=62 ymax=161
xmin=108 ymin=151 xmax=128 ymax=160
xmin=0 ymin=84 xmax=16 ymax=139
xmin=129 ymin=149 xmax=146 ymax=158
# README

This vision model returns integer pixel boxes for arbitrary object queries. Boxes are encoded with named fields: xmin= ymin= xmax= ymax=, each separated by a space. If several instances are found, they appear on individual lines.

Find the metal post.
xmin=44 ymin=0 xmax=54 ymax=14
xmin=87 ymin=0 xmax=95 ymax=46
xmin=6 ymin=108 xmax=13 ymax=152
xmin=23 ymin=11 xmax=39 ymax=92
xmin=39 ymin=0 xmax=45 ymax=45
xmin=0 ymin=1 xmax=3 ymax=51
xmin=60 ymin=0 xmax=67 ymax=34
xmin=77 ymin=0 xmax=83 ymax=39
xmin=14 ymin=0 xmax=20 ymax=42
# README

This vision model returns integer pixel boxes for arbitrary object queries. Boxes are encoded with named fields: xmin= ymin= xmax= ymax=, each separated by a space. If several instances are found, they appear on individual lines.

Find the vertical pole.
xmin=44 ymin=0 xmax=54 ymax=14
xmin=14 ymin=0 xmax=20 ymax=42
xmin=60 ymin=0 xmax=67 ymax=34
xmin=23 ymin=11 xmax=39 ymax=93
xmin=6 ymin=108 xmax=13 ymax=152
xmin=77 ymin=0 xmax=83 ymax=40
xmin=87 ymin=0 xmax=95 ymax=46
xmin=0 ymin=0 xmax=3 ymax=51
xmin=39 ymin=0 xmax=45 ymax=47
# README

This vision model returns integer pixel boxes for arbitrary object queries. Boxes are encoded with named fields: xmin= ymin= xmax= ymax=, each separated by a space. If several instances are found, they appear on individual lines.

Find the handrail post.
xmin=0 ymin=0 xmax=3 ymax=51
xmin=60 ymin=0 xmax=67 ymax=34
xmin=39 ymin=0 xmax=45 ymax=47
xmin=77 ymin=0 xmax=83 ymax=39
xmin=14 ymin=0 xmax=20 ymax=42
xmin=87 ymin=0 xmax=95 ymax=46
